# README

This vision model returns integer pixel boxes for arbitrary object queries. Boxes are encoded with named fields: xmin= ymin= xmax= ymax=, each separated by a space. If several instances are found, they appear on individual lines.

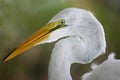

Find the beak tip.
xmin=2 ymin=58 xmax=7 ymax=63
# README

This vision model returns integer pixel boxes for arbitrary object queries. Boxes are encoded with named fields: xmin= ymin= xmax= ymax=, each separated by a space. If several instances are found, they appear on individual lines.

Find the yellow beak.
xmin=2 ymin=19 xmax=65 ymax=62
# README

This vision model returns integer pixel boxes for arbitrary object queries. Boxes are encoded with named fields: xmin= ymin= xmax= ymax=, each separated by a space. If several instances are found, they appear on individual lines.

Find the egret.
xmin=3 ymin=8 xmax=106 ymax=80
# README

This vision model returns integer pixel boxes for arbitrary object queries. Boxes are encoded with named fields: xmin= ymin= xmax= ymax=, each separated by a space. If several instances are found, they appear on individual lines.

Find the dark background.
xmin=0 ymin=0 xmax=120 ymax=80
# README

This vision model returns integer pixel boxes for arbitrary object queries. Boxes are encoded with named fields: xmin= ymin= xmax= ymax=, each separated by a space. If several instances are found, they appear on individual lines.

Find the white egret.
xmin=3 ymin=8 xmax=106 ymax=80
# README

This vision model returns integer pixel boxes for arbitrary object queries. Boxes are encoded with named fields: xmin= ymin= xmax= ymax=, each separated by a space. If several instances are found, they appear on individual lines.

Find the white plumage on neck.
xmin=42 ymin=8 xmax=106 ymax=80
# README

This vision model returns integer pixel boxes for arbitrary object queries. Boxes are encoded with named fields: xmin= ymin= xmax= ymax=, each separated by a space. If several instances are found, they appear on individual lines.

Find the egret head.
xmin=3 ymin=8 xmax=106 ymax=65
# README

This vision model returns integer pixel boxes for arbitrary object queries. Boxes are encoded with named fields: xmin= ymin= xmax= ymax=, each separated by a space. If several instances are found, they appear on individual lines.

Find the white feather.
xmin=41 ymin=8 xmax=106 ymax=80
xmin=82 ymin=53 xmax=120 ymax=80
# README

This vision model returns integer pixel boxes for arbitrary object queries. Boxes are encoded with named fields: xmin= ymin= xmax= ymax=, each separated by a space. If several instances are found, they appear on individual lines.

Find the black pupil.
xmin=61 ymin=21 xmax=64 ymax=24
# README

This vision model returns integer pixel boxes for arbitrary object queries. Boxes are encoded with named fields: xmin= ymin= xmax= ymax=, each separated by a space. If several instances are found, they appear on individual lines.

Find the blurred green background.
xmin=0 ymin=0 xmax=120 ymax=80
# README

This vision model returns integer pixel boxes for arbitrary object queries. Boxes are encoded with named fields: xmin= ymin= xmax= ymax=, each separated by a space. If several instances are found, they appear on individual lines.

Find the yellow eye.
xmin=59 ymin=19 xmax=65 ymax=25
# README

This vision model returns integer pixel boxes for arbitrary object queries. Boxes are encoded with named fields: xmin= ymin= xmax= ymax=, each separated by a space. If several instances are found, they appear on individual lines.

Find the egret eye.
xmin=60 ymin=19 xmax=65 ymax=25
